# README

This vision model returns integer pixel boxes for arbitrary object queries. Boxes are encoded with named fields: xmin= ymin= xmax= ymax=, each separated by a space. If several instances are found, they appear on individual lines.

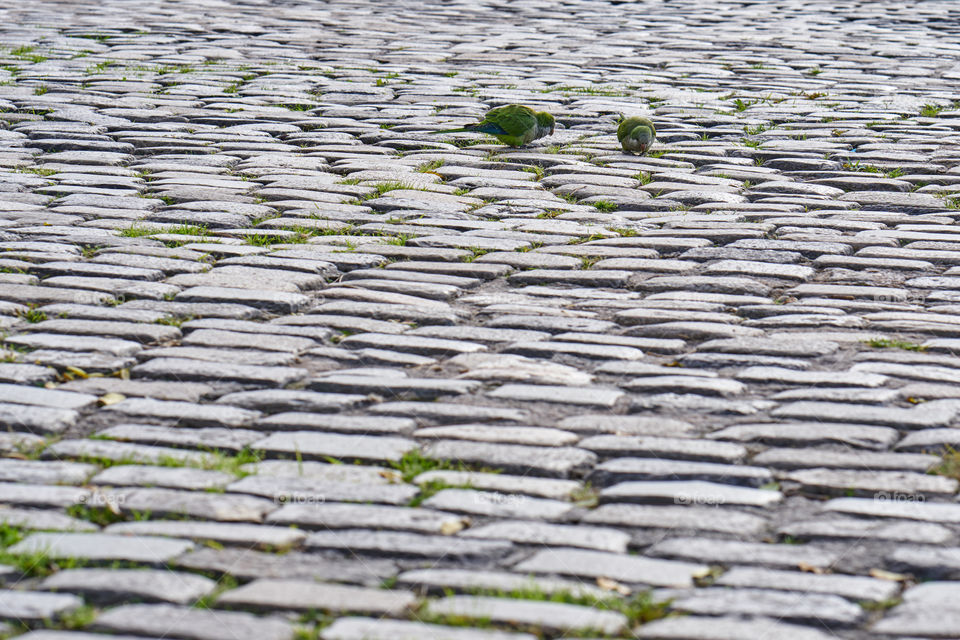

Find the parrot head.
xmin=536 ymin=111 xmax=555 ymax=137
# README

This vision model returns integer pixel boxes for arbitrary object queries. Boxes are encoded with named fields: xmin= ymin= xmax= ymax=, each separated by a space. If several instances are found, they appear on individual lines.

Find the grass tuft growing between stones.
xmin=118 ymin=224 xmax=162 ymax=238
xmin=388 ymin=450 xmax=465 ymax=483
xmin=864 ymin=338 xmax=925 ymax=352
xmin=930 ymin=445 xmax=960 ymax=482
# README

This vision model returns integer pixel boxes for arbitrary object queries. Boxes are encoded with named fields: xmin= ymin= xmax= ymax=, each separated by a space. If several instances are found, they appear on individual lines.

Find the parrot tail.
xmin=431 ymin=126 xmax=473 ymax=134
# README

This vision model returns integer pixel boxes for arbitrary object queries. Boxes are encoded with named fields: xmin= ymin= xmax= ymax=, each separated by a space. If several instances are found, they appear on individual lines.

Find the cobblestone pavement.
xmin=3 ymin=0 xmax=960 ymax=638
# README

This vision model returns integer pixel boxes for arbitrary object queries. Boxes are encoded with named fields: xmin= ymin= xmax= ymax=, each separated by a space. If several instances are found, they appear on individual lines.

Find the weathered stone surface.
xmin=514 ymin=548 xmax=709 ymax=588
xmin=322 ymin=618 xmax=537 ymax=640
xmin=217 ymin=579 xmax=416 ymax=615
xmin=422 ymin=596 xmax=627 ymax=634
xmin=93 ymin=604 xmax=295 ymax=640
xmin=10 ymin=533 xmax=193 ymax=563
xmin=41 ymin=568 xmax=216 ymax=605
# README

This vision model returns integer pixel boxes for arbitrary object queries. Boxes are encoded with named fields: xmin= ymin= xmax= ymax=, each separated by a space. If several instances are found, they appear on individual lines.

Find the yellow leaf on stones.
xmin=440 ymin=518 xmax=469 ymax=535
xmin=870 ymin=568 xmax=908 ymax=581
xmin=596 ymin=577 xmax=631 ymax=595
xmin=99 ymin=393 xmax=126 ymax=406
xmin=797 ymin=562 xmax=825 ymax=574
xmin=378 ymin=470 xmax=403 ymax=483
xmin=65 ymin=366 xmax=88 ymax=379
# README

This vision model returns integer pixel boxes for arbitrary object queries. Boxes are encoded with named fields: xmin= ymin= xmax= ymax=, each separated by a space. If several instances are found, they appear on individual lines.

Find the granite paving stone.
xmin=40 ymin=568 xmax=216 ymax=605
xmin=321 ymin=618 xmax=537 ymax=640
xmin=10 ymin=533 xmax=193 ymax=563
xmin=422 ymin=596 xmax=627 ymax=635
xmin=217 ymin=579 xmax=415 ymax=615
xmin=92 ymin=604 xmax=294 ymax=640
xmin=0 ymin=591 xmax=83 ymax=623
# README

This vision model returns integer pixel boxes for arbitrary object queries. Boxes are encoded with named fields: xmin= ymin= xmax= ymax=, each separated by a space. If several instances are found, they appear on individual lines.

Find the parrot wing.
xmin=486 ymin=105 xmax=538 ymax=137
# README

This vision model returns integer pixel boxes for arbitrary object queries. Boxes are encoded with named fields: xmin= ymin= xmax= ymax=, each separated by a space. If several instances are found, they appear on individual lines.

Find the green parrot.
xmin=617 ymin=116 xmax=656 ymax=155
xmin=433 ymin=104 xmax=555 ymax=147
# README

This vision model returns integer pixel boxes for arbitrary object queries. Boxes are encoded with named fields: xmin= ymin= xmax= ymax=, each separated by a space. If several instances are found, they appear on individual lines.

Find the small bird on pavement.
xmin=617 ymin=115 xmax=656 ymax=155
xmin=433 ymin=104 xmax=555 ymax=147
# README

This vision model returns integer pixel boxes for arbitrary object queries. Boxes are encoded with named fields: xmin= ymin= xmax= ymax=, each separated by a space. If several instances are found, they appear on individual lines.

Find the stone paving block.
xmin=227 ymin=475 xmax=417 ymax=506
xmin=423 ymin=596 xmax=627 ymax=635
xmin=514 ymin=548 xmax=709 ymax=588
xmin=93 ymin=604 xmax=294 ymax=640
xmin=0 ymin=591 xmax=83 ymax=623
xmin=321 ymin=618 xmax=537 ymax=640
xmin=267 ymin=503 xmax=467 ymax=534
xmin=306 ymin=529 xmax=513 ymax=559
xmin=422 ymin=440 xmax=596 ymax=477
xmin=172 ymin=547 xmax=396 ymax=585
xmin=873 ymin=582 xmax=960 ymax=636
xmin=10 ymin=533 xmax=193 ymax=563
xmin=102 ymin=397 xmax=261 ymax=427
xmin=252 ymin=431 xmax=416 ymax=462
xmin=635 ymin=616 xmax=840 ymax=640
xmin=0 ymin=403 xmax=79 ymax=435
xmin=40 ymin=568 xmax=216 ymax=605
xmin=583 ymin=503 xmax=768 ymax=535
xmin=217 ymin=578 xmax=415 ymax=614
xmin=668 ymin=587 xmax=863 ymax=626
xmin=778 ymin=517 xmax=953 ymax=545
xmin=0 ymin=506 xmax=97 ymax=533
xmin=648 ymin=537 xmax=840 ymax=570
xmin=106 ymin=521 xmax=306 ymax=550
